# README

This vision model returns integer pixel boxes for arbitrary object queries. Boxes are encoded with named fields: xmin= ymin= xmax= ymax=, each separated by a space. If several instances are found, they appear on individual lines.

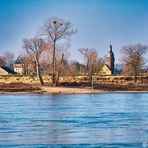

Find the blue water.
xmin=0 ymin=93 xmax=148 ymax=148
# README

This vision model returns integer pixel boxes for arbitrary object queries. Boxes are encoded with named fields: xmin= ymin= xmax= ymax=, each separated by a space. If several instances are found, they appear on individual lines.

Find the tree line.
xmin=0 ymin=17 xmax=147 ymax=86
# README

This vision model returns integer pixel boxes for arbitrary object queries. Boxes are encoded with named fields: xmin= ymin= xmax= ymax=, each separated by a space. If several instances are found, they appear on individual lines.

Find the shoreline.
xmin=0 ymin=84 xmax=147 ymax=94
xmin=40 ymin=86 xmax=148 ymax=94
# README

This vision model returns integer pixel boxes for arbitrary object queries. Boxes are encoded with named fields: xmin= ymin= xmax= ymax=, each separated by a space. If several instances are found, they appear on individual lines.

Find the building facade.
xmin=100 ymin=64 xmax=112 ymax=75
xmin=13 ymin=58 xmax=24 ymax=74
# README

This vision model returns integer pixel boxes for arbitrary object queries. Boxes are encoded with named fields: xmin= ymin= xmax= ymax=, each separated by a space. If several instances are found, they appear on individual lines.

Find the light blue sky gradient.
xmin=0 ymin=0 xmax=148 ymax=63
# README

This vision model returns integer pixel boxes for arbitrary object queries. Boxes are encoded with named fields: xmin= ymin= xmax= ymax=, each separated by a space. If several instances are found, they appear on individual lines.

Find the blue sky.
xmin=0 ymin=0 xmax=148 ymax=63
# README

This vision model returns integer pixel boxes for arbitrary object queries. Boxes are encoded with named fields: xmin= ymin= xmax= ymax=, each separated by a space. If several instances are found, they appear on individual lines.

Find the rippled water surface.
xmin=0 ymin=92 xmax=148 ymax=147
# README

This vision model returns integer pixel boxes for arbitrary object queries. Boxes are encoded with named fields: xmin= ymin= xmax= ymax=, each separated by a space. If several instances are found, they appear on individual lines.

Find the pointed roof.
xmin=14 ymin=57 xmax=22 ymax=64
xmin=103 ymin=64 xmax=111 ymax=70
xmin=108 ymin=44 xmax=112 ymax=52
xmin=107 ymin=44 xmax=114 ymax=58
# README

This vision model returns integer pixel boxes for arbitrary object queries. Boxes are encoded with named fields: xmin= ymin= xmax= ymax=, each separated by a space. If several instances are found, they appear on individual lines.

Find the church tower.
xmin=106 ymin=44 xmax=115 ymax=74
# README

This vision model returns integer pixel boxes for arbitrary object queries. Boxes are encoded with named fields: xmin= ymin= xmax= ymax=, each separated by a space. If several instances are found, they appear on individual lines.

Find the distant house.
xmin=100 ymin=64 xmax=112 ymax=75
xmin=13 ymin=58 xmax=24 ymax=74
xmin=0 ymin=66 xmax=16 ymax=75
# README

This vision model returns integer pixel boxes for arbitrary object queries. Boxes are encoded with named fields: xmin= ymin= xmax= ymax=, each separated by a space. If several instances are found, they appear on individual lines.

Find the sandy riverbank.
xmin=0 ymin=83 xmax=147 ymax=94
xmin=40 ymin=86 xmax=148 ymax=94
xmin=0 ymin=83 xmax=99 ymax=94
xmin=40 ymin=86 xmax=103 ymax=94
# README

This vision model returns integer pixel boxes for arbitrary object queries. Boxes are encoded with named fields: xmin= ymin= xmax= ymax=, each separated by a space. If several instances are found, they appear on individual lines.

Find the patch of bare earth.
xmin=93 ymin=84 xmax=148 ymax=91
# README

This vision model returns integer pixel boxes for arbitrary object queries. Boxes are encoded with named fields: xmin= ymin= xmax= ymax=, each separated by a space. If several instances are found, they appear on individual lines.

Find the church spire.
xmin=107 ymin=44 xmax=112 ymax=57
xmin=106 ymin=44 xmax=115 ymax=74
xmin=108 ymin=43 xmax=112 ymax=52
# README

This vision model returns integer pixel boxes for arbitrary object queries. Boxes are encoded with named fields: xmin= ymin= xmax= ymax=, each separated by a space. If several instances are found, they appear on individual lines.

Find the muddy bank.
xmin=0 ymin=83 xmax=43 ymax=94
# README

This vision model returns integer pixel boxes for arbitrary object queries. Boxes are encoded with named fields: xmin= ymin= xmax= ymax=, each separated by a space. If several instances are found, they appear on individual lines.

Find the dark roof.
xmin=1 ymin=66 xmax=16 ymax=74
xmin=14 ymin=57 xmax=22 ymax=64
xmin=104 ymin=64 xmax=111 ymax=71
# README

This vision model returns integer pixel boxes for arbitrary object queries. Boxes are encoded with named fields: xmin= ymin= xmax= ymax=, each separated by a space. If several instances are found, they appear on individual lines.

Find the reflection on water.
xmin=0 ymin=93 xmax=148 ymax=147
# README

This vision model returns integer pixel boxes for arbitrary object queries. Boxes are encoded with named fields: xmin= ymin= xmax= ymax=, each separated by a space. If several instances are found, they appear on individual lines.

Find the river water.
xmin=0 ymin=93 xmax=148 ymax=147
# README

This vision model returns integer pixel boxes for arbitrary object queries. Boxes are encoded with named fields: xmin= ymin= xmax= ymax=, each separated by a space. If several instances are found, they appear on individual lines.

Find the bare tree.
xmin=79 ymin=48 xmax=98 ymax=84
xmin=0 ymin=56 xmax=6 ymax=66
xmin=22 ymin=38 xmax=45 ymax=85
xmin=69 ymin=61 xmax=81 ymax=82
xmin=3 ymin=51 xmax=14 ymax=69
xmin=97 ymin=57 xmax=105 ymax=72
xmin=0 ymin=52 xmax=14 ymax=68
xmin=40 ymin=17 xmax=77 ymax=86
xmin=18 ymin=55 xmax=31 ymax=75
xmin=121 ymin=43 xmax=148 ymax=82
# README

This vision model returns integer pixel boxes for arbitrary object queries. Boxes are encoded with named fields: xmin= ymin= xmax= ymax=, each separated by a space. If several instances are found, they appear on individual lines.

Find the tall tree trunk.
xmin=52 ymin=41 xmax=56 ymax=87
xmin=89 ymin=62 xmax=95 ymax=85
xmin=134 ymin=75 xmax=137 ymax=83
xmin=25 ymin=64 xmax=29 ymax=75
xmin=55 ymin=53 xmax=64 ymax=86
xmin=134 ymin=67 xmax=137 ymax=83
xmin=36 ymin=58 xmax=44 ymax=86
